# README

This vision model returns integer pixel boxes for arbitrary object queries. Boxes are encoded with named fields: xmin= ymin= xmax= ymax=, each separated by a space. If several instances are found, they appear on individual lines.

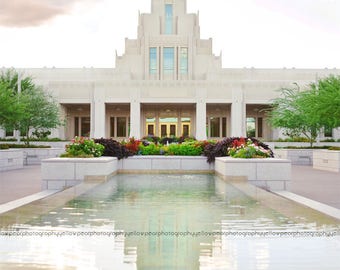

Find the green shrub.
xmin=320 ymin=139 xmax=336 ymax=142
xmin=62 ymin=137 xmax=104 ymax=158
xmin=139 ymin=143 xmax=162 ymax=155
xmin=0 ymin=144 xmax=9 ymax=150
xmin=275 ymin=137 xmax=312 ymax=142
xmin=142 ymin=135 xmax=160 ymax=144
xmin=286 ymin=146 xmax=329 ymax=149
xmin=0 ymin=138 xmax=17 ymax=142
xmin=329 ymin=147 xmax=340 ymax=151
xmin=0 ymin=137 xmax=63 ymax=142
xmin=167 ymin=142 xmax=203 ymax=156
xmin=29 ymin=137 xmax=63 ymax=142
xmin=5 ymin=144 xmax=50 ymax=148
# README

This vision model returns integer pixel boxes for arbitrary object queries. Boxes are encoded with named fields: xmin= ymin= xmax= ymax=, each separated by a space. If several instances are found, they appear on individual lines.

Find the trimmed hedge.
xmin=0 ymin=144 xmax=50 ymax=149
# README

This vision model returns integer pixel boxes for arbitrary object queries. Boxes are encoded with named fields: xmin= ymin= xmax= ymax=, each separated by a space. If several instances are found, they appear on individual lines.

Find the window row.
xmin=149 ymin=47 xmax=188 ymax=77
xmin=207 ymin=117 xmax=264 ymax=138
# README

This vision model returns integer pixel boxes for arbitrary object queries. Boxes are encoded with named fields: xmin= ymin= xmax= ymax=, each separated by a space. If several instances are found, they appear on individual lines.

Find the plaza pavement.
xmin=0 ymin=164 xmax=339 ymax=209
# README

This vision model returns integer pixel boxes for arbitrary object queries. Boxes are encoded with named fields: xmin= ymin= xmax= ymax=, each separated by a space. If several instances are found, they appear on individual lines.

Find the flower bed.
xmin=60 ymin=137 xmax=275 ymax=163
xmin=228 ymin=138 xmax=272 ymax=158
xmin=204 ymin=137 xmax=273 ymax=163
xmin=61 ymin=137 xmax=104 ymax=158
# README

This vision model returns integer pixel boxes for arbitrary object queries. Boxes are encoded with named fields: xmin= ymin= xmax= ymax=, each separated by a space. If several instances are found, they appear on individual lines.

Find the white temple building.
xmin=1 ymin=0 xmax=340 ymax=141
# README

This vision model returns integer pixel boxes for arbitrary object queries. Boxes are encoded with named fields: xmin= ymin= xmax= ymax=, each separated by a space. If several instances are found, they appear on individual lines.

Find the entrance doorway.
xmin=159 ymin=118 xmax=177 ymax=137
xmin=142 ymin=104 xmax=195 ymax=138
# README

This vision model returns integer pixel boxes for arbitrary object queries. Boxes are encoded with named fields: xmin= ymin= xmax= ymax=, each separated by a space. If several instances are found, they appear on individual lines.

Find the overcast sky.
xmin=0 ymin=0 xmax=339 ymax=69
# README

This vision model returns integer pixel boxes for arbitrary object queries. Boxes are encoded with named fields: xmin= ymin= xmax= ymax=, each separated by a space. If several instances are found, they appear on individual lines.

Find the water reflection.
xmin=0 ymin=174 xmax=339 ymax=269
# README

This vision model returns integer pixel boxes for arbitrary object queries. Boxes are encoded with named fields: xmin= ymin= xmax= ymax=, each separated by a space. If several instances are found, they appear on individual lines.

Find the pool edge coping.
xmin=273 ymin=191 xmax=340 ymax=221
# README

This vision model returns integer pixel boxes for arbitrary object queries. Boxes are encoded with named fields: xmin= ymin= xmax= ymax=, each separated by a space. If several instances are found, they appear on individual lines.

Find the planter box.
xmin=215 ymin=157 xmax=291 ymax=191
xmin=0 ymin=149 xmax=24 ymax=172
xmin=313 ymin=150 xmax=340 ymax=172
xmin=23 ymin=148 xmax=65 ymax=165
xmin=118 ymin=156 xmax=214 ymax=173
xmin=41 ymin=157 xmax=118 ymax=190
xmin=274 ymin=149 xmax=313 ymax=166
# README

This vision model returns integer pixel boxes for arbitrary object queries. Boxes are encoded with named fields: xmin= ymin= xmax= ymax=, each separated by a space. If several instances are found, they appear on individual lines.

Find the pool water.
xmin=0 ymin=174 xmax=339 ymax=269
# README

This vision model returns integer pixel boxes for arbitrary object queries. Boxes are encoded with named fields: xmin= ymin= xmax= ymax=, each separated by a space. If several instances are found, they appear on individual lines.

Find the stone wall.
xmin=0 ymin=150 xmax=23 ymax=172
xmin=274 ymin=149 xmax=313 ymax=166
xmin=313 ymin=150 xmax=340 ymax=172
xmin=41 ymin=157 xmax=118 ymax=190
xmin=215 ymin=157 xmax=291 ymax=191
xmin=118 ymin=156 xmax=214 ymax=173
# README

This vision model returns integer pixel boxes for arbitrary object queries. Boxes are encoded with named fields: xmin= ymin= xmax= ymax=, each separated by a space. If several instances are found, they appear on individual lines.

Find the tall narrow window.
xmin=75 ymin=117 xmax=79 ymax=136
xmin=222 ymin=117 xmax=227 ymax=137
xmin=180 ymin=47 xmax=188 ymax=74
xmin=165 ymin=4 xmax=173 ymax=34
xmin=246 ymin=117 xmax=256 ymax=137
xmin=81 ymin=117 xmax=91 ymax=137
xmin=163 ymin=47 xmax=174 ymax=74
xmin=149 ymin=47 xmax=157 ymax=75
xmin=257 ymin=117 xmax=263 ymax=137
xmin=210 ymin=117 xmax=220 ymax=138
xmin=110 ymin=117 xmax=115 ymax=137
xmin=75 ymin=117 xmax=90 ymax=137
xmin=117 ymin=117 xmax=127 ymax=137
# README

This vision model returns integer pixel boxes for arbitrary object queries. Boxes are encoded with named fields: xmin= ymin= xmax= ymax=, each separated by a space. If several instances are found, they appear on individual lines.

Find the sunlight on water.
xmin=0 ymin=174 xmax=339 ymax=269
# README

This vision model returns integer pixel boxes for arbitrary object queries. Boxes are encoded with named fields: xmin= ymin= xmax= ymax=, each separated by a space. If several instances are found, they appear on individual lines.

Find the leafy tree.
xmin=0 ymin=80 xmax=24 ymax=127
xmin=267 ymin=75 xmax=340 ymax=146
xmin=0 ymin=70 xmax=63 ymax=145
xmin=311 ymin=75 xmax=340 ymax=129
xmin=266 ymin=86 xmax=323 ymax=147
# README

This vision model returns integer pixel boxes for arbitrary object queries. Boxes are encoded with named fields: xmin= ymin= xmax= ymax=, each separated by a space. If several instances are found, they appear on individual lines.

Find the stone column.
xmin=196 ymin=88 xmax=207 ymax=140
xmin=196 ymin=101 xmax=207 ymax=140
xmin=91 ymin=85 xmax=106 ymax=138
xmin=231 ymin=88 xmax=246 ymax=137
xmin=130 ymin=100 xmax=141 ymax=139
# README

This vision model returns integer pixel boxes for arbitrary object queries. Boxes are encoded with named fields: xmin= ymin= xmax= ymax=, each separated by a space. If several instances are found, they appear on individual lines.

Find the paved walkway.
xmin=290 ymin=165 xmax=340 ymax=209
xmin=0 ymin=165 xmax=339 ymax=209
xmin=0 ymin=165 xmax=41 ymax=204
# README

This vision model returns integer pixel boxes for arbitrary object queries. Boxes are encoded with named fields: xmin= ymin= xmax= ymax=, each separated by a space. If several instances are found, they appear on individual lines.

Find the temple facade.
xmin=1 ymin=0 xmax=340 ymax=141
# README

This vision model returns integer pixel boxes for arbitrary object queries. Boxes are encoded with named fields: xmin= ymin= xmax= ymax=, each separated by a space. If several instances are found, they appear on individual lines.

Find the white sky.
xmin=0 ymin=0 xmax=339 ymax=69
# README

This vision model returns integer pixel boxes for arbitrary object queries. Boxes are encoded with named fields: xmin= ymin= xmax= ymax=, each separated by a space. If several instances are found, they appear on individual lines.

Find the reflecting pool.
xmin=0 ymin=174 xmax=339 ymax=269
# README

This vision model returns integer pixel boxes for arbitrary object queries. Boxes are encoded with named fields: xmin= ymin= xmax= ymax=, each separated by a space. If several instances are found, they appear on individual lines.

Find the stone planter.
xmin=118 ymin=156 xmax=214 ymax=173
xmin=215 ymin=157 xmax=291 ymax=191
xmin=274 ymin=149 xmax=313 ymax=166
xmin=41 ymin=157 xmax=118 ymax=190
xmin=313 ymin=150 xmax=340 ymax=172
xmin=23 ymin=148 xmax=65 ymax=165
xmin=0 ymin=149 xmax=24 ymax=172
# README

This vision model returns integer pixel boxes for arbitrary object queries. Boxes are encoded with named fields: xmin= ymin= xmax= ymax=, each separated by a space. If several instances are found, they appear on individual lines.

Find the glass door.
xmin=159 ymin=117 xmax=178 ymax=137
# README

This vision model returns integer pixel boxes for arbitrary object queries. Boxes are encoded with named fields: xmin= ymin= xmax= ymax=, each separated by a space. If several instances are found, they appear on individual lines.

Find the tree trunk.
xmin=24 ymin=127 xmax=30 ymax=145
